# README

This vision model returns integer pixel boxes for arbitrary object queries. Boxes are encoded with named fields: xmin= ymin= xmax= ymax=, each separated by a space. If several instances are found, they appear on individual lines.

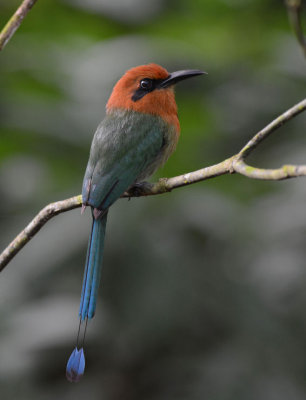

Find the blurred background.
xmin=0 ymin=0 xmax=306 ymax=399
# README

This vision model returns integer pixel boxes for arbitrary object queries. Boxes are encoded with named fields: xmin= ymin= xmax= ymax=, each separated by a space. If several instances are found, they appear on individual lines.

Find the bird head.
xmin=106 ymin=63 xmax=205 ymax=131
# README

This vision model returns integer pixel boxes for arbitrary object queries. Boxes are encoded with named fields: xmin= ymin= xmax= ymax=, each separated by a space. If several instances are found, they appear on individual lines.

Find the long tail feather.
xmin=66 ymin=210 xmax=107 ymax=382
xmin=79 ymin=211 xmax=108 ymax=320
xmin=66 ymin=347 xmax=85 ymax=383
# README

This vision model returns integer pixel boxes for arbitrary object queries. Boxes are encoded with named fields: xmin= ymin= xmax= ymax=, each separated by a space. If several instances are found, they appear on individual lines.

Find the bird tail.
xmin=79 ymin=211 xmax=108 ymax=320
xmin=66 ymin=210 xmax=107 ymax=383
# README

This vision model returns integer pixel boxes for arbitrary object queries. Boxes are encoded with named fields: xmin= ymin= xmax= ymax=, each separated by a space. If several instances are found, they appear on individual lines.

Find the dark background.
xmin=0 ymin=0 xmax=306 ymax=399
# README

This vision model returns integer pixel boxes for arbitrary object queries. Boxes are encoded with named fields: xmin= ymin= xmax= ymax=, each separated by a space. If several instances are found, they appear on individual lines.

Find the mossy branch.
xmin=0 ymin=0 xmax=38 ymax=51
xmin=0 ymin=98 xmax=305 ymax=272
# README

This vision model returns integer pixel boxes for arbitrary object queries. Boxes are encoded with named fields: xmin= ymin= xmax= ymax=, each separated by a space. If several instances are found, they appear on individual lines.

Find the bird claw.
xmin=127 ymin=181 xmax=153 ymax=197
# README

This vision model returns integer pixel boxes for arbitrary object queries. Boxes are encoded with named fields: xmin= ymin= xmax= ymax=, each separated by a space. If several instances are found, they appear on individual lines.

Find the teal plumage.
xmin=78 ymin=110 xmax=175 ymax=323
xmin=82 ymin=110 xmax=172 ymax=211
xmin=79 ymin=212 xmax=108 ymax=320
xmin=66 ymin=63 xmax=205 ymax=383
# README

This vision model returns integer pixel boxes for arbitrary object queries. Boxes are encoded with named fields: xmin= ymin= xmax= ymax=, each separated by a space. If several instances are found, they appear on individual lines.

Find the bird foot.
xmin=126 ymin=181 xmax=153 ymax=197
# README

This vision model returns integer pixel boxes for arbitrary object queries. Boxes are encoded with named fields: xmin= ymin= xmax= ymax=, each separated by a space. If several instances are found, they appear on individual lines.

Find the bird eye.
xmin=140 ymin=79 xmax=153 ymax=90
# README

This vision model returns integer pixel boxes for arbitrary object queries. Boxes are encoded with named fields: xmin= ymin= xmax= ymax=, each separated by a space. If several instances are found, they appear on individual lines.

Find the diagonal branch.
xmin=0 ymin=98 xmax=305 ymax=271
xmin=0 ymin=196 xmax=82 ymax=272
xmin=0 ymin=0 xmax=38 ymax=51
xmin=238 ymin=98 xmax=306 ymax=158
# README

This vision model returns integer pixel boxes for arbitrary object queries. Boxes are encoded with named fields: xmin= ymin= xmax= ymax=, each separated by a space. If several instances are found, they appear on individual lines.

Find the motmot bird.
xmin=66 ymin=63 xmax=205 ymax=382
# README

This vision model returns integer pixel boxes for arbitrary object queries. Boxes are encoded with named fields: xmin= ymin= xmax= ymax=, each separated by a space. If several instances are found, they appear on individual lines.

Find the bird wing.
xmin=82 ymin=109 xmax=166 ymax=211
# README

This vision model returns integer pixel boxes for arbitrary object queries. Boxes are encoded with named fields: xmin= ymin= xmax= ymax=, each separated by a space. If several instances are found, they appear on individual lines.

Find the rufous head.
xmin=106 ymin=63 xmax=205 ymax=131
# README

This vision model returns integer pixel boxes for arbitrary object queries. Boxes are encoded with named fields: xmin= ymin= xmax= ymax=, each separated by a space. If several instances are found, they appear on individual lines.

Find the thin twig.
xmin=233 ymin=160 xmax=306 ymax=180
xmin=0 ymin=99 xmax=305 ymax=271
xmin=238 ymin=98 xmax=306 ymax=158
xmin=0 ymin=0 xmax=38 ymax=51
xmin=0 ymin=195 xmax=82 ymax=272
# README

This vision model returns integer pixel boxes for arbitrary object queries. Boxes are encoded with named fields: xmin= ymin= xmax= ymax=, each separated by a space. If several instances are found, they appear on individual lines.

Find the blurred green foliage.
xmin=0 ymin=0 xmax=306 ymax=399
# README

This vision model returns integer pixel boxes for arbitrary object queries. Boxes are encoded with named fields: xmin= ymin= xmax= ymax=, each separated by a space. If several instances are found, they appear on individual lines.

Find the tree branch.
xmin=0 ymin=196 xmax=82 ymax=272
xmin=285 ymin=0 xmax=306 ymax=57
xmin=0 ymin=0 xmax=38 ymax=51
xmin=238 ymin=98 xmax=306 ymax=157
xmin=0 ymin=98 xmax=305 ymax=272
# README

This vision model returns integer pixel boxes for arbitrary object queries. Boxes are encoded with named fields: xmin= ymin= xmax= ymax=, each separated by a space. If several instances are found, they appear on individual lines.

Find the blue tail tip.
xmin=66 ymin=347 xmax=85 ymax=383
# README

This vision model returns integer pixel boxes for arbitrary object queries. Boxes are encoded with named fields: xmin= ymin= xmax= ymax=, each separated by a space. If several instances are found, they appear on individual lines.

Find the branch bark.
xmin=0 ymin=0 xmax=38 ymax=51
xmin=0 ymin=196 xmax=82 ymax=272
xmin=0 ymin=98 xmax=305 ymax=272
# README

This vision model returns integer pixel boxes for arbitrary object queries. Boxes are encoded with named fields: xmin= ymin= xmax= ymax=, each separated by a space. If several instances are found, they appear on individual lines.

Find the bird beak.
xmin=159 ymin=69 xmax=207 ymax=88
